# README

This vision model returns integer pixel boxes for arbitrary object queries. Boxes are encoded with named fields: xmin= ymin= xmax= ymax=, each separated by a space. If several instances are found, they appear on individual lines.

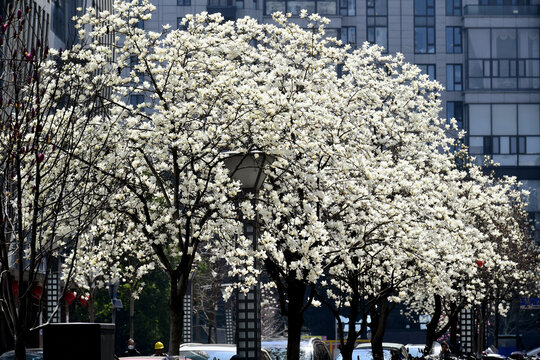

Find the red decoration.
xmin=63 ymin=292 xmax=76 ymax=305
xmin=12 ymin=280 xmax=19 ymax=297
xmin=78 ymin=297 xmax=88 ymax=307
xmin=476 ymin=260 xmax=484 ymax=268
xmin=31 ymin=284 xmax=43 ymax=300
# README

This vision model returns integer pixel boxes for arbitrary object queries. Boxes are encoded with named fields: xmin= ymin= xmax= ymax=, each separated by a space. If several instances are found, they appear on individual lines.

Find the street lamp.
xmin=222 ymin=151 xmax=272 ymax=360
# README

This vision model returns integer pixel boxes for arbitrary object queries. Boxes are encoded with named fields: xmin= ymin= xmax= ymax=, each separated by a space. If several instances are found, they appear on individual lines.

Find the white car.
xmin=527 ymin=347 xmax=540 ymax=359
xmin=407 ymin=342 xmax=441 ymax=360
xmin=178 ymin=343 xmax=272 ymax=360
xmin=336 ymin=342 xmax=408 ymax=360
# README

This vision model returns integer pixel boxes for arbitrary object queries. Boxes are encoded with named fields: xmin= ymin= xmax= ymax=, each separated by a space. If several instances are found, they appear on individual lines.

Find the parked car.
xmin=118 ymin=357 xmax=168 ymax=360
xmin=527 ymin=348 xmax=540 ymax=360
xmin=262 ymin=338 xmax=332 ymax=360
xmin=411 ymin=342 xmax=442 ymax=360
xmin=406 ymin=344 xmax=426 ymax=359
xmin=336 ymin=342 xmax=408 ymax=360
xmin=0 ymin=349 xmax=42 ymax=360
xmin=178 ymin=343 xmax=272 ymax=360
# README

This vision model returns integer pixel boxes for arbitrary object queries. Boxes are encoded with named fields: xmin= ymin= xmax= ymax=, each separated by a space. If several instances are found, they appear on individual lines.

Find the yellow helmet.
xmin=154 ymin=342 xmax=164 ymax=350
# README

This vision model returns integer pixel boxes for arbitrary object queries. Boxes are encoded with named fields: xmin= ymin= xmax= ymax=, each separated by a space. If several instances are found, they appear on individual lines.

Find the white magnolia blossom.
xmin=44 ymin=0 xmax=538 ymax=356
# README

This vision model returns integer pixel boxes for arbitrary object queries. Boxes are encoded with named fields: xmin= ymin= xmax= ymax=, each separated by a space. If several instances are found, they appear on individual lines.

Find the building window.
xmin=447 ymin=101 xmax=463 ymax=129
xmin=367 ymin=0 xmax=388 ymax=51
xmin=130 ymin=56 xmax=144 ymax=82
xmin=178 ymin=0 xmax=191 ymax=5
xmin=446 ymin=27 xmax=462 ymax=54
xmin=446 ymin=64 xmax=462 ymax=91
xmin=341 ymin=26 xmax=357 ymax=47
xmin=468 ymin=104 xmax=540 ymax=166
xmin=418 ymin=64 xmax=436 ymax=81
xmin=265 ymin=0 xmax=338 ymax=15
xmin=468 ymin=28 xmax=540 ymax=90
xmin=130 ymin=95 xmax=145 ymax=106
xmin=446 ymin=0 xmax=461 ymax=16
xmin=414 ymin=0 xmax=435 ymax=54
xmin=340 ymin=0 xmax=355 ymax=16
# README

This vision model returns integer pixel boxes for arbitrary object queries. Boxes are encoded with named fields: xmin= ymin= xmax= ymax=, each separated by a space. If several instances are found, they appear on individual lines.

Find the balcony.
xmin=464 ymin=5 xmax=540 ymax=16
xmin=207 ymin=0 xmax=237 ymax=20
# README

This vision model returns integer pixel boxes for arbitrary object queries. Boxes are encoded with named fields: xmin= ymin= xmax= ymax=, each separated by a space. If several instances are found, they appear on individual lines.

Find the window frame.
xmin=467 ymin=27 xmax=540 ymax=90
xmin=446 ymin=64 xmax=463 ymax=91
xmin=367 ymin=0 xmax=388 ymax=52
xmin=414 ymin=0 xmax=435 ymax=54
xmin=446 ymin=26 xmax=462 ymax=54
xmin=445 ymin=0 xmax=461 ymax=16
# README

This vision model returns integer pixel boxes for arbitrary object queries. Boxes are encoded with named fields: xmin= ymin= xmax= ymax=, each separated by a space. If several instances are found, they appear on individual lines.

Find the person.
xmin=153 ymin=341 xmax=168 ymax=357
xmin=440 ymin=342 xmax=452 ymax=360
xmin=123 ymin=339 xmax=141 ymax=357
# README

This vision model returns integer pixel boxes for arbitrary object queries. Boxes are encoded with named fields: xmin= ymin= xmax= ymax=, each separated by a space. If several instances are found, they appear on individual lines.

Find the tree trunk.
xmin=476 ymin=303 xmax=488 ymax=354
xmin=425 ymin=295 xmax=443 ymax=354
xmin=169 ymin=272 xmax=188 ymax=356
xmin=14 ymin=331 xmax=27 ymax=360
xmin=339 ymin=290 xmax=362 ymax=360
xmin=494 ymin=302 xmax=499 ymax=347
xmin=449 ymin=304 xmax=459 ymax=355
xmin=15 ymin=288 xmax=31 ymax=360
xmin=286 ymin=280 xmax=307 ymax=360
xmin=89 ymin=297 xmax=95 ymax=323
xmin=129 ymin=284 xmax=135 ymax=339
xmin=370 ymin=297 xmax=394 ymax=360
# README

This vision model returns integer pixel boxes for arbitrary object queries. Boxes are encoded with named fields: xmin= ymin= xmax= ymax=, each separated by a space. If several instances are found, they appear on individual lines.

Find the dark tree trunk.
xmin=494 ymin=303 xmax=499 ymax=347
xmin=286 ymin=280 xmax=307 ymax=360
xmin=476 ymin=302 xmax=488 ymax=354
xmin=339 ymin=289 xmax=362 ymax=360
xmin=129 ymin=284 xmax=135 ymax=339
xmin=169 ymin=272 xmax=189 ymax=356
xmin=370 ymin=297 xmax=394 ymax=360
xmin=449 ymin=303 xmax=459 ymax=355
xmin=425 ymin=295 xmax=443 ymax=355
xmin=15 ymin=286 xmax=31 ymax=360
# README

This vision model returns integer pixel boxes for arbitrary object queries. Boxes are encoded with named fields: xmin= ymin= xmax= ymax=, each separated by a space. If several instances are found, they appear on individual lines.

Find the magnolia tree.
xmin=0 ymin=2 xmax=121 ymax=359
xmin=64 ymin=0 xmax=313 ymax=354
xmin=403 ymin=156 xmax=539 ymax=354
xmin=59 ymin=1 xmax=537 ymax=358
xmin=214 ymin=16 xmax=468 ymax=360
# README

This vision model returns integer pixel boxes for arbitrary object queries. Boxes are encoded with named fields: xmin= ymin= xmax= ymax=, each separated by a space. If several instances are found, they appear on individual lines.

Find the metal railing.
xmin=464 ymin=5 xmax=540 ymax=16
xmin=208 ymin=0 xmax=236 ymax=7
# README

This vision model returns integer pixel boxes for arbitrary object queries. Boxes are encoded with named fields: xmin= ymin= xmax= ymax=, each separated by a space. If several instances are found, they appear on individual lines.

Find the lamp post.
xmin=222 ymin=151 xmax=271 ymax=360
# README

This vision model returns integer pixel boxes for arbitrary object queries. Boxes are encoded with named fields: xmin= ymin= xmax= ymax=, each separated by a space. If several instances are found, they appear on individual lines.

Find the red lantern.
xmin=31 ymin=284 xmax=43 ymax=300
xmin=78 ymin=297 xmax=88 ymax=307
xmin=63 ymin=292 xmax=76 ymax=305
xmin=12 ymin=280 xmax=19 ymax=297
xmin=476 ymin=260 xmax=484 ymax=268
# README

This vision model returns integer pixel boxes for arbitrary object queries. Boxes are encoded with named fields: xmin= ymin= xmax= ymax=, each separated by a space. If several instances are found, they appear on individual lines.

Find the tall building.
xmin=144 ymin=0 xmax=540 ymax=243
